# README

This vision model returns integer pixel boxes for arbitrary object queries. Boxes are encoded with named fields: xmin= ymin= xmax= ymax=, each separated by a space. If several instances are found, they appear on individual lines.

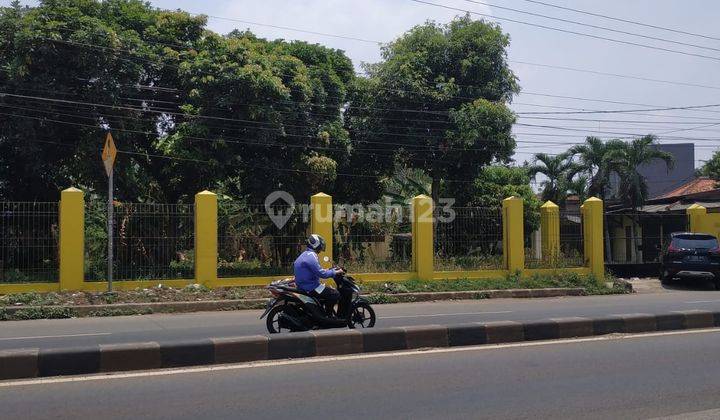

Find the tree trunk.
xmin=431 ymin=176 xmax=440 ymax=205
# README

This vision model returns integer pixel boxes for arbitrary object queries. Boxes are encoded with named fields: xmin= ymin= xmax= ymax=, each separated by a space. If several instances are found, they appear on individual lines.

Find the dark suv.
xmin=660 ymin=232 xmax=720 ymax=288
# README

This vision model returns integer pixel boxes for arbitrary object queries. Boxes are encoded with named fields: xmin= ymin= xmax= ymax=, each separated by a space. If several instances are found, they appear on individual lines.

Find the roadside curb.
xmin=0 ymin=287 xmax=587 ymax=319
xmin=1 ymin=308 xmax=715 ymax=381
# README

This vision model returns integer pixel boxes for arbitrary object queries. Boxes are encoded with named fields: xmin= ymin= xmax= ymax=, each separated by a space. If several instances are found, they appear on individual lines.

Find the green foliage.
xmin=11 ymin=306 xmax=75 ymax=320
xmin=527 ymin=152 xmax=579 ymax=206
xmin=471 ymin=165 xmax=541 ymax=232
xmin=605 ymin=135 xmax=675 ymax=209
xmin=342 ymin=16 xmax=519 ymax=203
xmin=361 ymin=272 xmax=623 ymax=295
xmin=0 ymin=0 xmax=353 ymax=203
xmin=700 ymin=150 xmax=720 ymax=181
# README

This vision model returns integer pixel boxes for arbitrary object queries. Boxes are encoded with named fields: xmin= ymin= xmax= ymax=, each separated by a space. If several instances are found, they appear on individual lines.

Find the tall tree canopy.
xmin=0 ymin=0 xmax=353 ymax=203
xmin=343 ymin=16 xmax=518 ymax=204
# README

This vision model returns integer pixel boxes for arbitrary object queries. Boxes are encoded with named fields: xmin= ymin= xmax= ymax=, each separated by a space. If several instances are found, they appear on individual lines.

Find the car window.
xmin=672 ymin=236 xmax=719 ymax=249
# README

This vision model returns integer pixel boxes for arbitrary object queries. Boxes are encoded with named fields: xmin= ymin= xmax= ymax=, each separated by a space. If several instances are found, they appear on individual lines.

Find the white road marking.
xmin=3 ymin=327 xmax=719 ymax=388
xmin=651 ymin=408 xmax=720 ymax=419
xmin=0 ymin=333 xmax=111 ymax=341
xmin=380 ymin=311 xmax=512 ymax=319
xmin=685 ymin=299 xmax=720 ymax=304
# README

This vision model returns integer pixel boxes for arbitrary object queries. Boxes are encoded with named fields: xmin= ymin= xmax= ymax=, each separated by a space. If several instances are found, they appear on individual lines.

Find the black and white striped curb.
xmin=2 ymin=309 xmax=712 ymax=381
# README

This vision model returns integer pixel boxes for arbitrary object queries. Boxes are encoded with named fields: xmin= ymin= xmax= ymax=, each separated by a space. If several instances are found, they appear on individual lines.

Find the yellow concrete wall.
xmin=540 ymin=200 xmax=559 ymax=262
xmin=412 ymin=195 xmax=434 ymax=280
xmin=194 ymin=191 xmax=217 ymax=284
xmin=311 ymin=193 xmax=333 ymax=268
xmin=59 ymin=188 xmax=85 ymax=291
xmin=688 ymin=204 xmax=720 ymax=238
xmin=502 ymin=196 xmax=524 ymax=273
xmin=0 ymin=191 xmax=604 ymax=294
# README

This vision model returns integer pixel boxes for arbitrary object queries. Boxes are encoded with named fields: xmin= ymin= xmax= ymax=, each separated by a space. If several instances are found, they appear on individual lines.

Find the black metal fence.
xmin=333 ymin=204 xmax=412 ymax=273
xmin=0 ymin=202 xmax=59 ymax=283
xmin=85 ymin=201 xmax=194 ymax=281
xmin=218 ymin=201 xmax=309 ymax=277
xmin=434 ymin=207 xmax=503 ymax=271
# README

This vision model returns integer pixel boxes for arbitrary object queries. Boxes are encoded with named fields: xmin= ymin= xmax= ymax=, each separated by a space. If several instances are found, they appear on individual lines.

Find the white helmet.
xmin=306 ymin=234 xmax=326 ymax=252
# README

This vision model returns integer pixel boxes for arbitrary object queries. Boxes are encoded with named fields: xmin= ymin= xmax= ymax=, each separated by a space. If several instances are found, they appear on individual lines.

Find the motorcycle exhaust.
xmin=279 ymin=312 xmax=309 ymax=331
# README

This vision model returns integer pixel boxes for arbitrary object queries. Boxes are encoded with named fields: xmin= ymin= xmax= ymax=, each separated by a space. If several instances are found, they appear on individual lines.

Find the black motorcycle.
xmin=260 ymin=269 xmax=376 ymax=333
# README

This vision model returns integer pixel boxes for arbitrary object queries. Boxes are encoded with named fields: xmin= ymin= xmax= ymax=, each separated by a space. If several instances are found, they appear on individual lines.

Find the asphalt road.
xmin=2 ymin=328 xmax=720 ymax=419
xmin=3 ymin=287 xmax=720 ymax=350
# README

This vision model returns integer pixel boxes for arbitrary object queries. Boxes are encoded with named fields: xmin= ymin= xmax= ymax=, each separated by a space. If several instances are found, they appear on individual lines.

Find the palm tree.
xmin=605 ymin=135 xmax=675 ymax=263
xmin=570 ymin=137 xmax=627 ymax=261
xmin=527 ymin=152 xmax=579 ymax=206
xmin=605 ymin=135 xmax=675 ymax=209
xmin=569 ymin=136 xmax=624 ymax=200
xmin=566 ymin=175 xmax=589 ymax=202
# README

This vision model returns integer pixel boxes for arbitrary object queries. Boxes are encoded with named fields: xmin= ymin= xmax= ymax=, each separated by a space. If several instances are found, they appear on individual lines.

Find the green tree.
xmin=0 ymin=0 xmax=355 ymax=203
xmin=605 ymin=135 xmax=675 ymax=263
xmin=605 ymin=135 xmax=675 ymax=209
xmin=345 ymin=16 xmax=519 ymax=204
xmin=470 ymin=165 xmax=541 ymax=233
xmin=566 ymin=175 xmax=589 ymax=202
xmin=569 ymin=136 xmax=624 ymax=200
xmin=527 ymin=152 xmax=578 ymax=206
xmin=700 ymin=150 xmax=720 ymax=180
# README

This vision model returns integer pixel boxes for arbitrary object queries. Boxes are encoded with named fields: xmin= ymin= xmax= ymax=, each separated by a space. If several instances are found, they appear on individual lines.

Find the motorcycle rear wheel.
xmin=266 ymin=305 xmax=288 ymax=334
xmin=348 ymin=302 xmax=376 ymax=329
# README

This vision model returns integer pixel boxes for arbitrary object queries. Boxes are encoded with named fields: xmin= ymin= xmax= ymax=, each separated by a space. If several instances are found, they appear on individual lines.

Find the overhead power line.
xmin=460 ymin=0 xmax=720 ymax=53
xmin=199 ymin=15 xmax=382 ymax=44
xmin=407 ymin=0 xmax=720 ymax=62
xmin=517 ymin=0 xmax=720 ymax=42
xmin=509 ymin=60 xmax=720 ymax=91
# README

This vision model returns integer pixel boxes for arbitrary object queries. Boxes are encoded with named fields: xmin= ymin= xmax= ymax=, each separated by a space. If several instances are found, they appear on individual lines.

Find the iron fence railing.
xmin=605 ymin=212 xmax=687 ymax=264
xmin=218 ymin=202 xmax=309 ymax=277
xmin=333 ymin=204 xmax=412 ymax=273
xmin=85 ymin=201 xmax=194 ymax=281
xmin=434 ymin=207 xmax=503 ymax=271
xmin=0 ymin=202 xmax=59 ymax=283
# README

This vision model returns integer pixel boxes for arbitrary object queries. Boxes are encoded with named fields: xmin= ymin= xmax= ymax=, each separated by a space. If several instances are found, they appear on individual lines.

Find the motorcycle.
xmin=260 ymin=262 xmax=376 ymax=333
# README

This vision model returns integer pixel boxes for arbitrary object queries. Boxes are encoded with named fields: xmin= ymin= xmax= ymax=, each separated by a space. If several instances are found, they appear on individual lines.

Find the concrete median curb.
xmin=4 ymin=308 xmax=713 ymax=381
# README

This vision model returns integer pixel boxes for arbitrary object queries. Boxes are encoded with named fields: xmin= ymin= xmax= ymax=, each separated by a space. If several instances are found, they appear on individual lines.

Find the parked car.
xmin=660 ymin=232 xmax=720 ymax=288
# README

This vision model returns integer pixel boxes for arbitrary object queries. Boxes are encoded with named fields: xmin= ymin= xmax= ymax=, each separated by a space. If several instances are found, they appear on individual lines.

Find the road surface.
xmin=2 ymin=287 xmax=720 ymax=350
xmin=2 ymin=328 xmax=720 ymax=419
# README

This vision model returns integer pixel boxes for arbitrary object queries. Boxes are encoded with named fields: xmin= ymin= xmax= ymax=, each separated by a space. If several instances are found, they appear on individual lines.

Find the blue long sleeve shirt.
xmin=293 ymin=248 xmax=336 ymax=292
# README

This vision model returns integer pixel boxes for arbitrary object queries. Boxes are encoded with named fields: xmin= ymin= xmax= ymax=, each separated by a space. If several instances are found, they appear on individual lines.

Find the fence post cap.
xmin=412 ymin=194 xmax=431 ymax=201
xmin=61 ymin=187 xmax=83 ymax=194
xmin=195 ymin=190 xmax=216 ymax=197
xmin=311 ymin=192 xmax=331 ymax=198
xmin=688 ymin=203 xmax=706 ymax=210
xmin=541 ymin=200 xmax=559 ymax=209
xmin=502 ymin=195 xmax=522 ymax=202
xmin=583 ymin=197 xmax=602 ymax=203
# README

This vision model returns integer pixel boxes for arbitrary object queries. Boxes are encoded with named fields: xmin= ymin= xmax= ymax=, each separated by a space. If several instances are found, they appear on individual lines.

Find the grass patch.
xmin=361 ymin=272 xmax=625 ymax=296
xmin=88 ymin=307 xmax=154 ymax=317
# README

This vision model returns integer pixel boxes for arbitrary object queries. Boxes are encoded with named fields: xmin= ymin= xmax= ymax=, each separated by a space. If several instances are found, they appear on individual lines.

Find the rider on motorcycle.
xmin=293 ymin=234 xmax=345 ymax=316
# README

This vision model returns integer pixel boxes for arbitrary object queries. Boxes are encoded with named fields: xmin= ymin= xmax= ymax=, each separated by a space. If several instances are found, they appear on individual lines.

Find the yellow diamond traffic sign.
xmin=102 ymin=132 xmax=117 ymax=176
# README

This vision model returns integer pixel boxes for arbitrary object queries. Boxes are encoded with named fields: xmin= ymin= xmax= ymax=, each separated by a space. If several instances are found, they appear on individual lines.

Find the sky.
xmin=12 ymin=0 xmax=720 ymax=167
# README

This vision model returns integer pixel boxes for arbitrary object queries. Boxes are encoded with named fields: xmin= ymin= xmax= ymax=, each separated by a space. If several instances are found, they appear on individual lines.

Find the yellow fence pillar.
xmin=540 ymin=200 xmax=560 ymax=264
xmin=59 ymin=187 xmax=84 ymax=290
xmin=195 ymin=190 xmax=217 ymax=284
xmin=412 ymin=195 xmax=434 ymax=280
xmin=502 ymin=196 xmax=524 ymax=273
xmin=311 ymin=193 xmax=333 ymax=268
xmin=687 ymin=203 xmax=707 ymax=233
xmin=581 ymin=197 xmax=604 ymax=279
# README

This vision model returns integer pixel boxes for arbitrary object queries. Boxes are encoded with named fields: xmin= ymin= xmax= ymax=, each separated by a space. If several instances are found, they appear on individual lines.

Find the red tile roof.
xmin=654 ymin=177 xmax=718 ymax=199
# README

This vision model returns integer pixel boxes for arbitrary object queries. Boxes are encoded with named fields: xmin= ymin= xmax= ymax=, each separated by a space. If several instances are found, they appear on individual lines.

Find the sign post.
xmin=102 ymin=133 xmax=117 ymax=292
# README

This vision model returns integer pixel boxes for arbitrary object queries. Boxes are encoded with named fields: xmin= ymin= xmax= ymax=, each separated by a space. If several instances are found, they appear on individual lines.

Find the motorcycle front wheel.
xmin=348 ymin=302 xmax=376 ymax=329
